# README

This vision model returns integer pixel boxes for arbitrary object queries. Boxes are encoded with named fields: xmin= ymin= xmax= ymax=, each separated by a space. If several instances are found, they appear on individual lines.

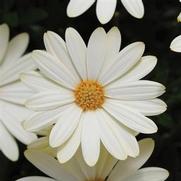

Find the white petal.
xmin=21 ymin=71 xmax=64 ymax=92
xmin=24 ymin=104 xmax=72 ymax=132
xmin=108 ymin=138 xmax=155 ymax=181
xmin=49 ymin=104 xmax=82 ymax=147
xmin=74 ymin=149 xmax=96 ymax=180
xmin=17 ymin=177 xmax=55 ymax=181
xmin=57 ymin=120 xmax=82 ymax=163
xmin=119 ymin=56 xmax=157 ymax=82
xmin=26 ymin=91 xmax=74 ymax=111
xmin=0 ymin=24 xmax=9 ymax=64
xmin=43 ymin=31 xmax=79 ymax=79
xmin=0 ymin=81 xmax=33 ymax=105
xmin=106 ymin=80 xmax=165 ymax=101
xmin=81 ymin=111 xmax=100 ymax=166
xmin=2 ymin=33 xmax=29 ymax=68
xmin=97 ymin=109 xmax=139 ymax=158
xmin=32 ymin=50 xmax=79 ymax=89
xmin=103 ymin=99 xmax=158 ymax=134
xmin=67 ymin=0 xmax=95 ymax=17
xmin=96 ymin=109 xmax=127 ymax=160
xmin=96 ymin=0 xmax=117 ymax=24
xmin=25 ymin=150 xmax=76 ymax=181
xmin=104 ymin=115 xmax=139 ymax=158
xmin=121 ymin=0 xmax=144 ymax=19
xmin=0 ymin=54 xmax=36 ymax=86
xmin=99 ymin=42 xmax=145 ymax=85
xmin=100 ymin=27 xmax=121 ymax=76
xmin=170 ymin=35 xmax=181 ymax=52
xmin=65 ymin=27 xmax=87 ymax=79
xmin=177 ymin=12 xmax=181 ymax=22
xmin=118 ymin=99 xmax=167 ymax=116
xmin=87 ymin=27 xmax=107 ymax=80
xmin=0 ymin=121 xmax=19 ymax=161
xmin=96 ymin=146 xmax=117 ymax=179
xmin=124 ymin=167 xmax=169 ymax=181
xmin=1 ymin=102 xmax=37 ymax=145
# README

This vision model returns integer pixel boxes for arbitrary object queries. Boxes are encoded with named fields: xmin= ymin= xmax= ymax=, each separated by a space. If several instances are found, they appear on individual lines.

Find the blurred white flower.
xmin=67 ymin=0 xmax=144 ymax=24
xmin=170 ymin=35 xmax=181 ymax=52
xmin=0 ymin=23 xmax=37 ymax=161
xmin=22 ymin=27 xmax=166 ymax=166
xmin=177 ymin=12 xmax=181 ymax=22
xmin=17 ymin=138 xmax=169 ymax=181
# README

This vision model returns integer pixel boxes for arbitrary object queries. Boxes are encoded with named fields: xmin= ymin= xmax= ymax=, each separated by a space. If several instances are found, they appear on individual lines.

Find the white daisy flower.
xmin=67 ymin=0 xmax=144 ymax=24
xmin=0 ymin=23 xmax=37 ymax=161
xmin=22 ymin=27 xmax=166 ymax=166
xmin=170 ymin=35 xmax=181 ymax=52
xmin=17 ymin=138 xmax=169 ymax=181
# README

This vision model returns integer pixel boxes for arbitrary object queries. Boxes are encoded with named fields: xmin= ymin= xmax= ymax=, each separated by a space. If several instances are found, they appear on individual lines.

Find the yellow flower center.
xmin=74 ymin=80 xmax=105 ymax=111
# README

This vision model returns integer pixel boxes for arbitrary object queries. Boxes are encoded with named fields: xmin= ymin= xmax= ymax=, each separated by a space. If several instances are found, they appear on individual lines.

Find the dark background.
xmin=0 ymin=0 xmax=180 ymax=180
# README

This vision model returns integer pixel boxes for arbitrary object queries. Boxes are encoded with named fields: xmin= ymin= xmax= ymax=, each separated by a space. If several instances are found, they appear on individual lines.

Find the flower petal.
xmin=67 ymin=0 xmax=95 ymax=17
xmin=121 ymin=0 xmax=144 ymax=19
xmin=57 ymin=119 xmax=82 ymax=163
xmin=49 ymin=104 xmax=82 ymax=148
xmin=118 ymin=99 xmax=167 ymax=116
xmin=81 ymin=111 xmax=100 ymax=166
xmin=103 ymin=99 xmax=158 ymax=134
xmin=0 ymin=54 xmax=36 ymax=86
xmin=24 ymin=104 xmax=72 ymax=132
xmin=106 ymin=80 xmax=165 ymax=101
xmin=99 ymin=42 xmax=145 ymax=85
xmin=1 ymin=101 xmax=37 ymax=145
xmin=108 ymin=138 xmax=155 ymax=181
xmin=125 ymin=167 xmax=169 ymax=181
xmin=96 ymin=109 xmax=127 ymax=160
xmin=25 ymin=150 xmax=76 ymax=181
xmin=0 ymin=82 xmax=33 ymax=105
xmin=2 ymin=33 xmax=29 ymax=68
xmin=87 ymin=27 xmax=107 ymax=80
xmin=32 ymin=50 xmax=79 ymax=90
xmin=43 ymin=31 xmax=78 ymax=79
xmin=66 ymin=27 xmax=87 ymax=79
xmin=119 ymin=56 xmax=157 ymax=82
xmin=0 ymin=24 xmax=9 ymax=64
xmin=97 ymin=109 xmax=139 ymax=158
xmin=100 ymin=27 xmax=121 ymax=76
xmin=21 ymin=71 xmax=63 ymax=92
xmin=170 ymin=35 xmax=181 ymax=52
xmin=26 ymin=91 xmax=74 ymax=111
xmin=96 ymin=146 xmax=117 ymax=179
xmin=0 ymin=121 xmax=19 ymax=161
xmin=96 ymin=0 xmax=117 ymax=24
xmin=17 ymin=177 xmax=55 ymax=181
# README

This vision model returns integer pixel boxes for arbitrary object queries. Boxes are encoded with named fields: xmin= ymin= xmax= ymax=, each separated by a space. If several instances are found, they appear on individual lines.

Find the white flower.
xmin=17 ymin=138 xmax=169 ymax=181
xmin=170 ymin=35 xmax=181 ymax=52
xmin=22 ymin=27 xmax=166 ymax=166
xmin=67 ymin=0 xmax=144 ymax=24
xmin=0 ymin=24 xmax=37 ymax=161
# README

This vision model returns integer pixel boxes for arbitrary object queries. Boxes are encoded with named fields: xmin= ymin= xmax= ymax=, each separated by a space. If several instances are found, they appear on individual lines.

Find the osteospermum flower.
xmin=22 ymin=27 xmax=166 ymax=166
xmin=17 ymin=138 xmax=169 ymax=181
xmin=0 ymin=23 xmax=37 ymax=161
xmin=67 ymin=0 xmax=144 ymax=24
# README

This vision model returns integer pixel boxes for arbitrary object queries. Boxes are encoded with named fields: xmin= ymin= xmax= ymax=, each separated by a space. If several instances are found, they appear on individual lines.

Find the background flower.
xmin=17 ymin=138 xmax=169 ymax=181
xmin=67 ymin=0 xmax=144 ymax=24
xmin=0 ymin=23 xmax=37 ymax=161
